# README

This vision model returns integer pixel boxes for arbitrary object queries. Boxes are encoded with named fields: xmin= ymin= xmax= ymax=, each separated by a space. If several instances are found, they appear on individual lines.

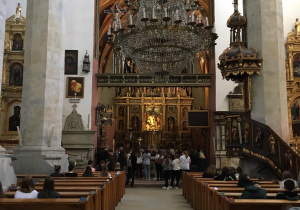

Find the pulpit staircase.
xmin=225 ymin=114 xmax=300 ymax=179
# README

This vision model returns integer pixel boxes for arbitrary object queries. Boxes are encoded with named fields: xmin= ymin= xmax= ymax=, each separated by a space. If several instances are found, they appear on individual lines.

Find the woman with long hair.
xmin=99 ymin=165 xmax=112 ymax=178
xmin=170 ymin=154 xmax=181 ymax=189
xmin=180 ymin=151 xmax=191 ymax=172
xmin=37 ymin=176 xmax=60 ymax=198
xmin=65 ymin=162 xmax=78 ymax=177
xmin=14 ymin=176 xmax=38 ymax=198
xmin=202 ymin=164 xmax=218 ymax=178
xmin=82 ymin=166 xmax=94 ymax=177
xmin=162 ymin=154 xmax=173 ymax=190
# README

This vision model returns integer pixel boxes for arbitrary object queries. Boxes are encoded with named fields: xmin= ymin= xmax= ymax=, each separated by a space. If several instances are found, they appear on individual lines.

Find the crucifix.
xmin=104 ymin=4 xmax=127 ymax=24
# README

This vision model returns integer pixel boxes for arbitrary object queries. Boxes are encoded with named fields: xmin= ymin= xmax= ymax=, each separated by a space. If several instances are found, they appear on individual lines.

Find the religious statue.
xmin=243 ymin=122 xmax=249 ymax=144
xmin=15 ymin=3 xmax=22 ymax=23
xmin=232 ymin=120 xmax=238 ymax=141
xmin=124 ymin=58 xmax=135 ymax=73
xmin=168 ymin=117 xmax=175 ymax=132
xmin=295 ymin=18 xmax=300 ymax=34
xmin=285 ymin=150 xmax=293 ymax=170
xmin=183 ymin=107 xmax=188 ymax=117
xmin=183 ymin=121 xmax=188 ymax=131
xmin=9 ymin=106 xmax=21 ymax=131
xmin=132 ymin=116 xmax=139 ymax=131
xmin=255 ymin=127 xmax=262 ymax=143
xmin=269 ymin=134 xmax=276 ymax=154
xmin=12 ymin=34 xmax=23 ymax=50
xmin=9 ymin=63 xmax=23 ymax=86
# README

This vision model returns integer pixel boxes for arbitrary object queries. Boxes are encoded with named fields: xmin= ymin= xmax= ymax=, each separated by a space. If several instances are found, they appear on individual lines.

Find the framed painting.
xmin=65 ymin=50 xmax=78 ymax=75
xmin=66 ymin=77 xmax=84 ymax=98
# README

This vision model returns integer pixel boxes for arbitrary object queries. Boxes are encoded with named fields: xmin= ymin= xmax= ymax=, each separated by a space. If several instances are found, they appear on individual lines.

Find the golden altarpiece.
xmin=114 ymin=87 xmax=194 ymax=150
xmin=0 ymin=14 xmax=25 ymax=150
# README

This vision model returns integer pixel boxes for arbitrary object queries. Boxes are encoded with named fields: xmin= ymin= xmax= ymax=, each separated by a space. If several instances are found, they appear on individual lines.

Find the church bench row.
xmin=9 ymin=172 xmax=126 ymax=210
xmin=183 ymin=172 xmax=300 ymax=210
xmin=0 ymin=196 xmax=94 ymax=210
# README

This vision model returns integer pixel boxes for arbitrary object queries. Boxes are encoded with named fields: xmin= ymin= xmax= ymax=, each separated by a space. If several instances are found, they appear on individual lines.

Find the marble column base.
xmin=11 ymin=146 xmax=68 ymax=174
xmin=0 ymin=156 xmax=17 ymax=191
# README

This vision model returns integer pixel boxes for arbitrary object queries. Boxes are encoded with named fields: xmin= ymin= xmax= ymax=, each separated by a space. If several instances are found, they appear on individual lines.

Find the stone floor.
xmin=115 ymin=186 xmax=193 ymax=210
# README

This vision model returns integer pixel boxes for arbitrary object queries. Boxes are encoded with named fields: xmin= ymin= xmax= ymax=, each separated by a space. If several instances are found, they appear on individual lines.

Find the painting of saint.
xmin=65 ymin=50 xmax=78 ymax=75
xmin=66 ymin=77 xmax=84 ymax=98
xmin=12 ymin=33 xmax=23 ymax=50
xmin=9 ymin=63 xmax=23 ymax=86
xmin=168 ymin=117 xmax=175 ymax=132
xmin=291 ymin=98 xmax=300 ymax=120
xmin=9 ymin=106 xmax=21 ymax=131
xmin=293 ymin=54 xmax=300 ymax=77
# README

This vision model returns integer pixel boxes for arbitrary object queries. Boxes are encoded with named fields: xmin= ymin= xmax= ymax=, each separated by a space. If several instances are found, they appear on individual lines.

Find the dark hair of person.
xmin=68 ymin=163 xmax=74 ymax=172
xmin=88 ymin=160 xmax=93 ymax=165
xmin=42 ymin=176 xmax=55 ymax=198
xmin=238 ymin=174 xmax=253 ymax=187
xmin=206 ymin=164 xmax=217 ymax=176
xmin=174 ymin=154 xmax=179 ymax=159
xmin=284 ymin=179 xmax=296 ymax=191
xmin=236 ymin=167 xmax=243 ymax=174
xmin=221 ymin=166 xmax=230 ymax=175
xmin=0 ymin=181 xmax=5 ymax=198
xmin=54 ymin=165 xmax=61 ymax=172
xmin=83 ymin=166 xmax=93 ymax=176
xmin=20 ymin=176 xmax=35 ymax=193
xmin=282 ymin=171 xmax=293 ymax=180
xmin=183 ymin=151 xmax=188 ymax=158
xmin=229 ymin=167 xmax=236 ymax=174
xmin=165 ymin=154 xmax=170 ymax=165
xmin=100 ymin=165 xmax=109 ymax=177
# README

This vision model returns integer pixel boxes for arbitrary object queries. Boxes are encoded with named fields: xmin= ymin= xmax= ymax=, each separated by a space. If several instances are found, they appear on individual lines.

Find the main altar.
xmin=114 ymin=87 xmax=194 ymax=150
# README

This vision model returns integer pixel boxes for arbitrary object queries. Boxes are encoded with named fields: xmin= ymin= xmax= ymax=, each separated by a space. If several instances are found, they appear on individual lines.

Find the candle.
xmin=17 ymin=126 xmax=22 ymax=146
xmin=191 ymin=11 xmax=195 ymax=22
xmin=198 ymin=14 xmax=202 ymax=23
xmin=205 ymin=17 xmax=209 ymax=26
xmin=108 ymin=24 xmax=111 ymax=35
xmin=152 ymin=6 xmax=156 ymax=19
xmin=114 ymin=23 xmax=117 ymax=31
xmin=119 ymin=20 xmax=122 ymax=29
xmin=176 ymin=9 xmax=179 ymax=20
xmin=143 ymin=7 xmax=146 ymax=19
xmin=164 ymin=8 xmax=168 ymax=17
xmin=130 ymin=14 xmax=133 ymax=25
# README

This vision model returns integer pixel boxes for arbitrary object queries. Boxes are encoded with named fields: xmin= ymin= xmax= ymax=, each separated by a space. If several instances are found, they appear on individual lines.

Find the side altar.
xmin=114 ymin=87 xmax=194 ymax=150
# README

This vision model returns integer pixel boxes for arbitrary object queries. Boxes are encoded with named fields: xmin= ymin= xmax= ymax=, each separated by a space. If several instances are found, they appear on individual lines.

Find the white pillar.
xmin=12 ymin=0 xmax=68 ymax=174
xmin=244 ymin=0 xmax=290 ymax=142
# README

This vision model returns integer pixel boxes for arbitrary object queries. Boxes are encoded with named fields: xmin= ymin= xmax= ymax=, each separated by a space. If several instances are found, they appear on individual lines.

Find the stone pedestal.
xmin=244 ymin=0 xmax=290 ymax=142
xmin=62 ymin=131 xmax=96 ymax=170
xmin=12 ymin=0 xmax=68 ymax=174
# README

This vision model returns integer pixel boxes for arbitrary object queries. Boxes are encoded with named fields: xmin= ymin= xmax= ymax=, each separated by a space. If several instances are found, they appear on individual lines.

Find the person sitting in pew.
xmin=214 ymin=166 xmax=236 ymax=181
xmin=275 ymin=179 xmax=299 ymax=201
xmin=202 ymin=164 xmax=218 ymax=178
xmin=50 ymin=165 xmax=64 ymax=177
xmin=88 ymin=160 xmax=96 ymax=172
xmin=0 ymin=181 xmax=5 ymax=198
xmin=114 ymin=162 xmax=121 ymax=171
xmin=280 ymin=171 xmax=298 ymax=189
xmin=65 ymin=162 xmax=78 ymax=177
xmin=82 ymin=166 xmax=94 ymax=177
xmin=14 ymin=176 xmax=38 ymax=199
xmin=238 ymin=174 xmax=253 ymax=188
xmin=37 ymin=176 xmax=60 ymax=198
xmin=99 ymin=165 xmax=112 ymax=178
xmin=238 ymin=181 xmax=267 ymax=199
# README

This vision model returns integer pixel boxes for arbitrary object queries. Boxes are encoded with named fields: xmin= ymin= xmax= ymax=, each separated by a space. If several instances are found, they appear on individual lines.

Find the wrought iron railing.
xmin=225 ymin=114 xmax=300 ymax=179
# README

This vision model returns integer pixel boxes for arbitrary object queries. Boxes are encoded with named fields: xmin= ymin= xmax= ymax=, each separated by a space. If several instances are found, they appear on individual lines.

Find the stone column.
xmin=243 ymin=0 xmax=290 ymax=142
xmin=12 ymin=0 xmax=68 ymax=174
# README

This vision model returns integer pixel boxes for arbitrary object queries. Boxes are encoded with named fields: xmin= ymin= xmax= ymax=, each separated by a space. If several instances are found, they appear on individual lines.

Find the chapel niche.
xmin=0 ymin=7 xmax=26 ymax=151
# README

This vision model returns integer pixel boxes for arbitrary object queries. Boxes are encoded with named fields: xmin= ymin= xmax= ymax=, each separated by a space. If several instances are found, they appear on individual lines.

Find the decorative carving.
xmin=132 ymin=116 xmax=139 ymax=131
xmin=285 ymin=150 xmax=293 ymax=170
xmin=63 ymin=104 xmax=85 ymax=131
xmin=243 ymin=122 xmax=249 ymax=144
xmin=269 ymin=134 xmax=276 ymax=154
xmin=255 ymin=127 xmax=262 ymax=143
xmin=232 ymin=119 xmax=238 ymax=141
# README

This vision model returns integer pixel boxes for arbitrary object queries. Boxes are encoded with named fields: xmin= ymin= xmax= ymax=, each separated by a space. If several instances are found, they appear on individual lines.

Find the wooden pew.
xmin=0 ymin=196 xmax=93 ymax=210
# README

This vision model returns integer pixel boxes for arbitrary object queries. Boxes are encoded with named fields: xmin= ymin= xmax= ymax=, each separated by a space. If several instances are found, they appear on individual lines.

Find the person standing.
xmin=180 ymin=151 xmax=191 ymax=177
xmin=155 ymin=151 xmax=164 ymax=181
xmin=162 ymin=154 xmax=173 ymax=190
xmin=126 ymin=151 xmax=137 ymax=187
xmin=136 ymin=151 xmax=143 ymax=179
xmin=143 ymin=150 xmax=151 ymax=180
xmin=170 ymin=154 xmax=181 ymax=189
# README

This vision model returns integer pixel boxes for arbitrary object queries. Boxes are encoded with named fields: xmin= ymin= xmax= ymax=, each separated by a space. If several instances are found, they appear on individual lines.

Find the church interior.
xmin=1 ymin=0 xmax=300 ymax=208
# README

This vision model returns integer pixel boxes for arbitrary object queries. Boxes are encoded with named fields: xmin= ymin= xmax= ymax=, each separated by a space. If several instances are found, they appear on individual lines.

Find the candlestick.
xmin=17 ymin=126 xmax=22 ymax=146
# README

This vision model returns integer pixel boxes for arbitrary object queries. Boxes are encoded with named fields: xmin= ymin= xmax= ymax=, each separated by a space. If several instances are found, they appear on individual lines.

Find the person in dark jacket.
xmin=238 ymin=174 xmax=253 ymax=188
xmin=82 ymin=166 xmax=94 ymax=177
xmin=214 ymin=166 xmax=236 ymax=181
xmin=65 ymin=163 xmax=78 ymax=177
xmin=202 ymin=164 xmax=218 ymax=178
xmin=238 ymin=182 xmax=267 ymax=199
xmin=275 ymin=179 xmax=299 ymax=201
xmin=118 ymin=150 xmax=127 ymax=171
xmin=50 ymin=165 xmax=64 ymax=177
xmin=126 ymin=151 xmax=137 ymax=187
xmin=37 ymin=176 xmax=60 ymax=198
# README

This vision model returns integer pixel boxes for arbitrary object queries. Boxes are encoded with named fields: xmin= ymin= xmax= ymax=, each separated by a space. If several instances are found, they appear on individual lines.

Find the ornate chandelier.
xmin=108 ymin=0 xmax=217 ymax=75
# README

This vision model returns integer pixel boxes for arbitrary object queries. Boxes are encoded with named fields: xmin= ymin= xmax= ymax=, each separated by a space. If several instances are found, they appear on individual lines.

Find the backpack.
xmin=156 ymin=157 xmax=164 ymax=165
